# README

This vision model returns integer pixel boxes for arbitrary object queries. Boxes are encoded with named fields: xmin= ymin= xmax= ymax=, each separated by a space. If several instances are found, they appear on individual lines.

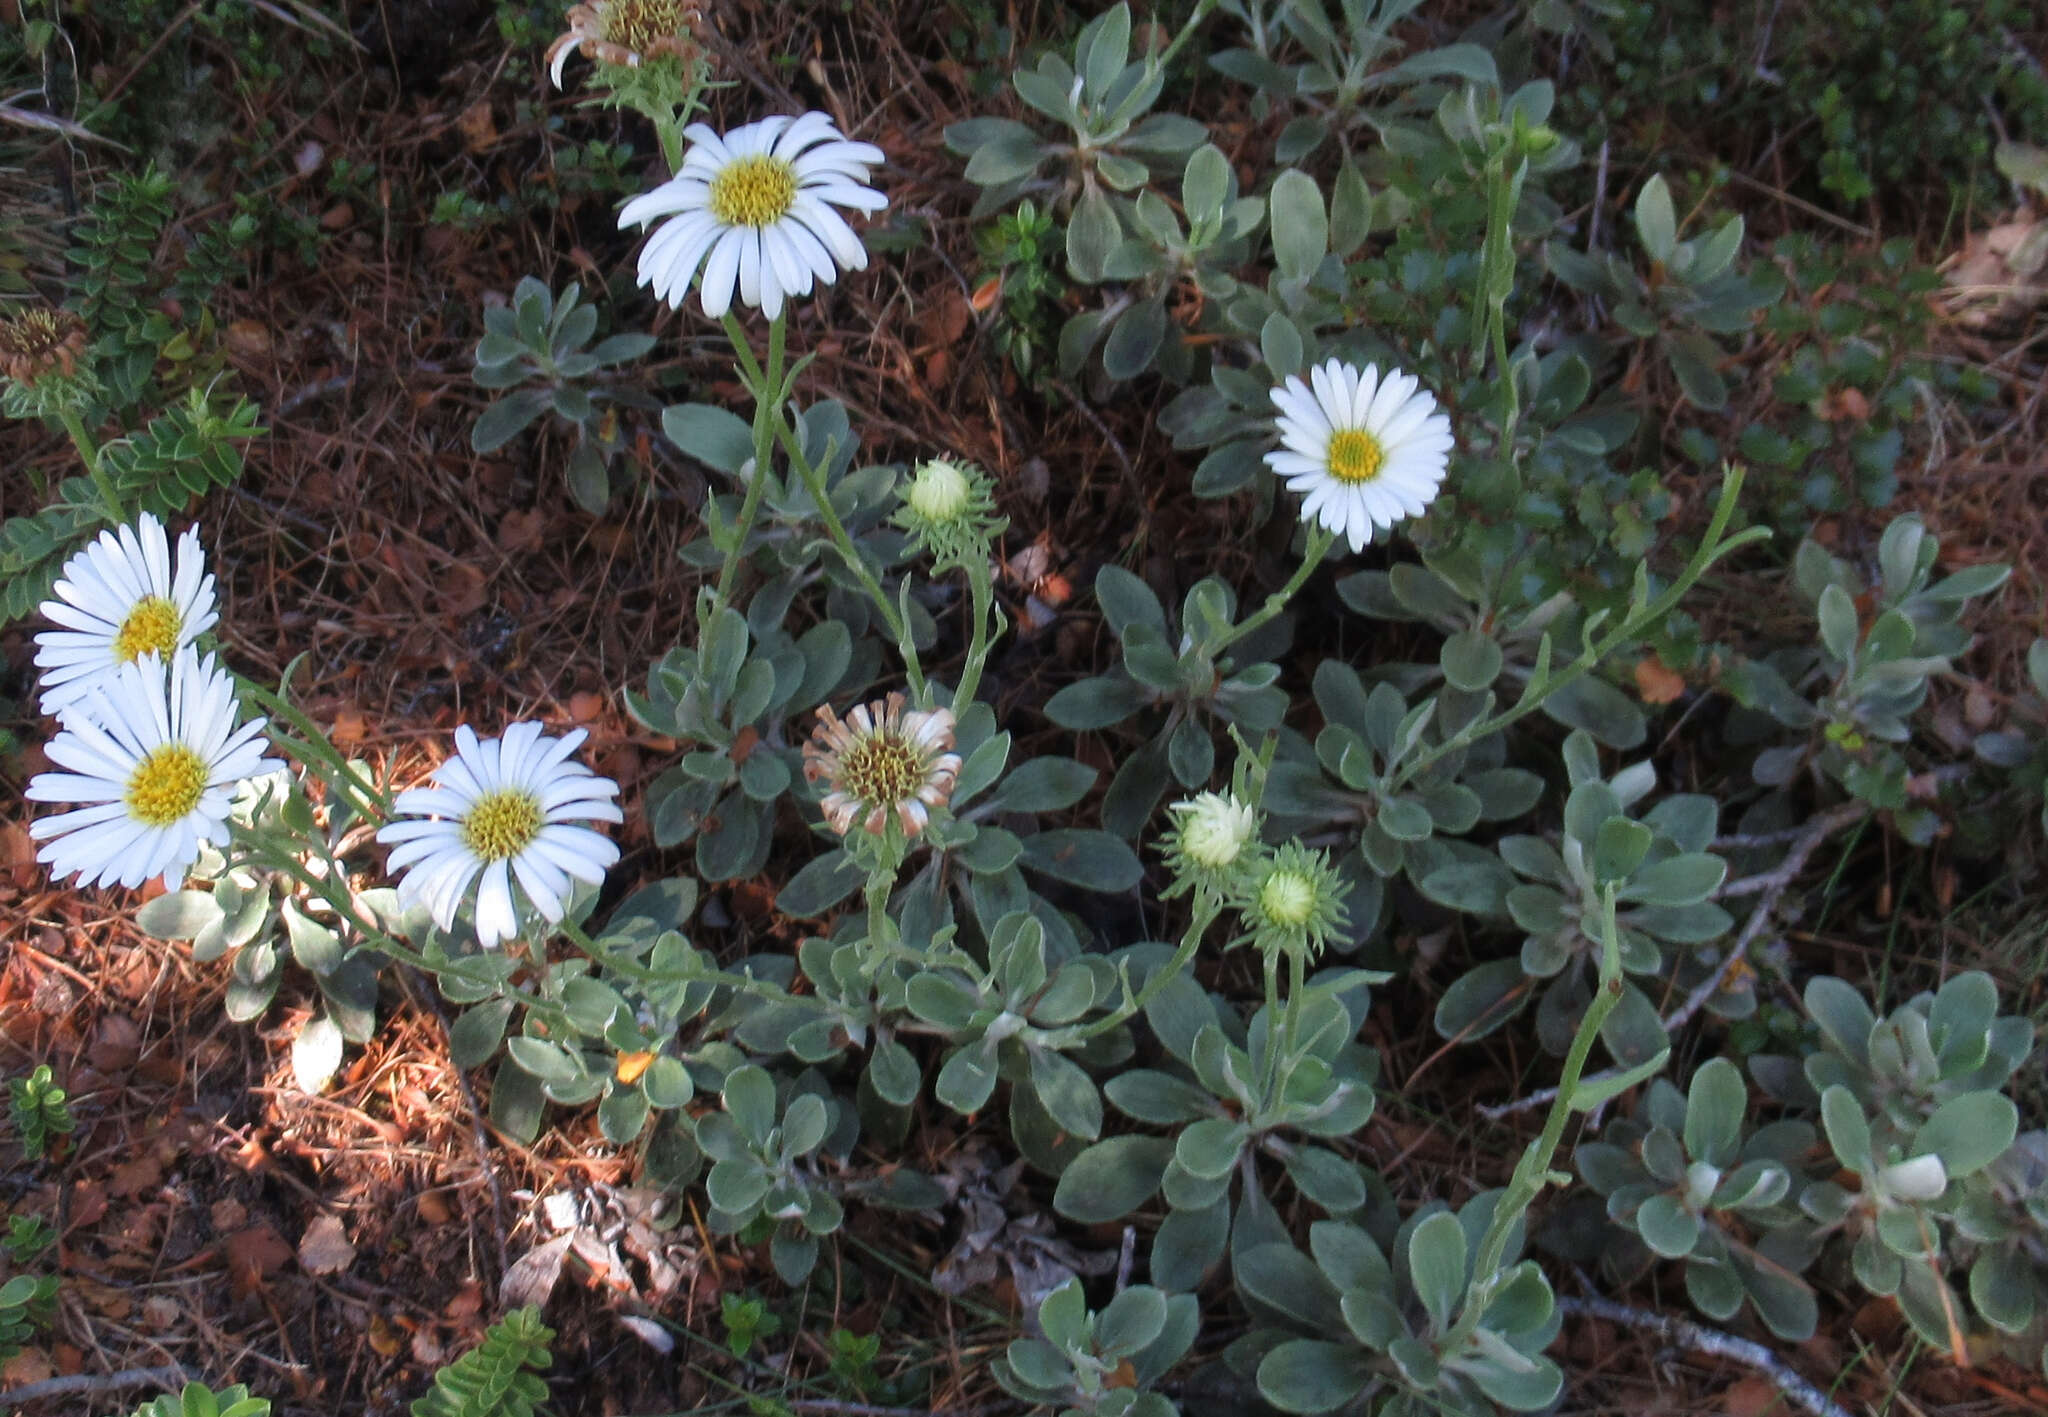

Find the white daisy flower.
xmin=1264 ymin=358 xmax=1455 ymax=553
xmin=34 ymin=513 xmax=219 ymax=721
xmin=375 ymin=723 xmax=623 ymax=948
xmin=617 ymin=111 xmax=887 ymax=320
xmin=27 ymin=647 xmax=280 ymax=891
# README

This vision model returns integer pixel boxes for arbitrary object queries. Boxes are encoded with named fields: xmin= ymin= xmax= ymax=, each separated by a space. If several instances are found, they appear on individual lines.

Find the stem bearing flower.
xmin=376 ymin=723 xmax=623 ymax=948
xmin=1265 ymin=357 xmax=1454 ymax=553
xmin=802 ymin=693 xmax=960 ymax=838
xmin=546 ymin=0 xmax=702 ymax=87
xmin=26 ymin=648 xmax=280 ymax=890
xmin=618 ymin=112 xmax=887 ymax=320
xmin=34 ymin=513 xmax=219 ymax=722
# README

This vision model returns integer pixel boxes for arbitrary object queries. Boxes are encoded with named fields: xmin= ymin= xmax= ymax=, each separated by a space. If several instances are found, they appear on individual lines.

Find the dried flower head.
xmin=548 ymin=0 xmax=702 ymax=86
xmin=803 ymin=693 xmax=960 ymax=838
xmin=0 ymin=307 xmax=89 ymax=384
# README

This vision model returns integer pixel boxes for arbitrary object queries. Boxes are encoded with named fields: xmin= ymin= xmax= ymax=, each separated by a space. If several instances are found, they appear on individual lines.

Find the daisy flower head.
xmin=1162 ymin=790 xmax=1262 ymax=901
xmin=617 ymin=112 xmax=887 ymax=321
xmin=376 ymin=723 xmax=623 ymax=949
xmin=27 ymin=647 xmax=281 ymax=891
xmin=1265 ymin=358 xmax=1454 ymax=553
xmin=1230 ymin=840 xmax=1350 ymax=964
xmin=35 ymin=513 xmax=219 ymax=722
xmin=546 ymin=0 xmax=701 ymax=88
xmin=802 ymin=693 xmax=960 ymax=839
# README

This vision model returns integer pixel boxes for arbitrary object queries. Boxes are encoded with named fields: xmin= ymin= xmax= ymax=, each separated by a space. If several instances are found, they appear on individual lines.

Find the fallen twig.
xmin=1556 ymin=1294 xmax=1854 ymax=1417
xmin=1674 ymin=798 xmax=1872 ymax=1029
xmin=0 ymin=1365 xmax=195 ymax=1407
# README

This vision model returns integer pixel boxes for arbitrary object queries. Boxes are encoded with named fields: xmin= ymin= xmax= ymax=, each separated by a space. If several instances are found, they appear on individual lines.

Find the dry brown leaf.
xmin=1634 ymin=655 xmax=1687 ymax=705
xmin=89 ymin=1014 xmax=141 ymax=1072
xmin=299 ymin=1214 xmax=357 ymax=1275
xmin=456 ymin=101 xmax=497 ymax=154
xmin=569 ymin=690 xmax=605 ymax=724
xmin=1720 ymin=1375 xmax=1787 ymax=1417
xmin=225 ymin=1222 xmax=295 ymax=1296
xmin=416 ymin=1190 xmax=453 ymax=1225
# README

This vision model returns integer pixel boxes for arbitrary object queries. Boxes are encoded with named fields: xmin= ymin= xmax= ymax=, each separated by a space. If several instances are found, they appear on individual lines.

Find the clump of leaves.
xmin=9 ymin=1064 xmax=75 ymax=1161
xmin=411 ymin=1305 xmax=555 ymax=1417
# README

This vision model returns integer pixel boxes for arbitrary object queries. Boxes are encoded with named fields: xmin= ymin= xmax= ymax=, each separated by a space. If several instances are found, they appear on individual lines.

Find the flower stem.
xmin=1210 ymin=524 xmax=1334 ymax=660
xmin=773 ymin=416 xmax=928 ymax=701
xmin=58 ymin=406 xmax=123 ymax=522
xmin=1441 ymin=885 xmax=1625 ymax=1357
xmin=949 ymin=553 xmax=1000 ymax=716
xmin=711 ymin=312 xmax=786 ymax=616
xmin=1388 ymin=468 xmax=1766 ymax=793
xmin=1055 ymin=898 xmax=1219 ymax=1046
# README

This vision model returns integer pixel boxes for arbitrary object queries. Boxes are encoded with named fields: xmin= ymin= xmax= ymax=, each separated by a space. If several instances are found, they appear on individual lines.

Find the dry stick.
xmin=0 ymin=1365 xmax=195 ymax=1406
xmin=1667 ymin=798 xmax=1872 ymax=1029
xmin=1555 ymin=1295 xmax=1853 ymax=1417
xmin=407 ymin=968 xmax=511 ymax=1279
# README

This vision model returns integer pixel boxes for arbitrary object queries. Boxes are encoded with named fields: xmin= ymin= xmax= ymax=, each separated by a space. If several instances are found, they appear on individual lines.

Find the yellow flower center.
xmin=840 ymin=732 xmax=925 ymax=808
xmin=125 ymin=745 xmax=207 ymax=827
xmin=113 ymin=596 xmax=183 ymax=663
xmin=461 ymin=790 xmax=544 ymax=862
xmin=1326 ymin=428 xmax=1385 ymax=484
xmin=709 ymin=155 xmax=799 ymax=228
xmin=1259 ymin=868 xmax=1317 ymax=928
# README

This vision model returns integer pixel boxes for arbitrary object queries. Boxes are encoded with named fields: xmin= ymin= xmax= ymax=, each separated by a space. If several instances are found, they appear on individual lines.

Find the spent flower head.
xmin=1162 ymin=790 xmax=1262 ymax=901
xmin=895 ymin=457 xmax=1004 ymax=567
xmin=547 ymin=0 xmax=702 ymax=86
xmin=1231 ymin=841 xmax=1350 ymax=963
xmin=27 ymin=647 xmax=281 ymax=891
xmin=802 ymin=692 xmax=960 ymax=840
xmin=34 ymin=512 xmax=219 ymax=723
xmin=0 ymin=306 xmax=98 ymax=419
xmin=618 ymin=112 xmax=886 ymax=321
xmin=1265 ymin=358 xmax=1453 ymax=553
xmin=376 ymin=723 xmax=622 ymax=948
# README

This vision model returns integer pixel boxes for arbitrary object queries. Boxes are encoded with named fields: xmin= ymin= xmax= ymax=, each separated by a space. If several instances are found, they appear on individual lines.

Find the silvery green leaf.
xmin=1684 ymin=1252 xmax=1744 ymax=1320
xmin=1054 ymin=1136 xmax=1174 ymax=1222
xmin=1634 ymin=175 xmax=1677 ymax=264
xmin=1269 ymin=169 xmax=1328 ymax=282
xmin=1183 ymin=144 xmax=1231 ymax=226
xmin=1817 ymin=584 xmax=1860 ymax=662
xmin=1440 ymin=629 xmax=1503 ymax=692
xmin=1330 ymin=160 xmax=1372 ymax=257
xmin=1238 ymin=1242 xmax=1342 ymax=1330
xmin=1684 ymin=1057 xmax=1748 ymax=1170
xmin=1283 ymin=1147 xmax=1365 ymax=1213
xmin=1152 ymin=1197 xmax=1229 ymax=1293
xmin=1621 ymin=853 xmax=1726 ymax=907
xmin=1912 ymin=1092 xmax=2017 ymax=1178
xmin=1098 ymin=1284 xmax=1169 ymax=1357
xmin=1256 ymin=1341 xmax=1375 ymax=1415
xmin=1593 ymin=816 xmax=1653 ymax=883
xmin=1970 ymin=1246 xmax=2036 ymax=1334
xmin=1434 ymin=959 xmax=1528 ymax=1042
xmin=1407 ymin=1211 xmax=1466 ymax=1331
xmin=1029 ymin=1048 xmax=1102 ymax=1141
xmin=1106 ymin=1070 xmax=1214 ymax=1125
xmin=1067 ymin=185 xmax=1121 ymax=282
xmin=1805 ymin=977 xmax=1875 ymax=1068
xmin=1820 ymin=1086 xmax=1874 ymax=1172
